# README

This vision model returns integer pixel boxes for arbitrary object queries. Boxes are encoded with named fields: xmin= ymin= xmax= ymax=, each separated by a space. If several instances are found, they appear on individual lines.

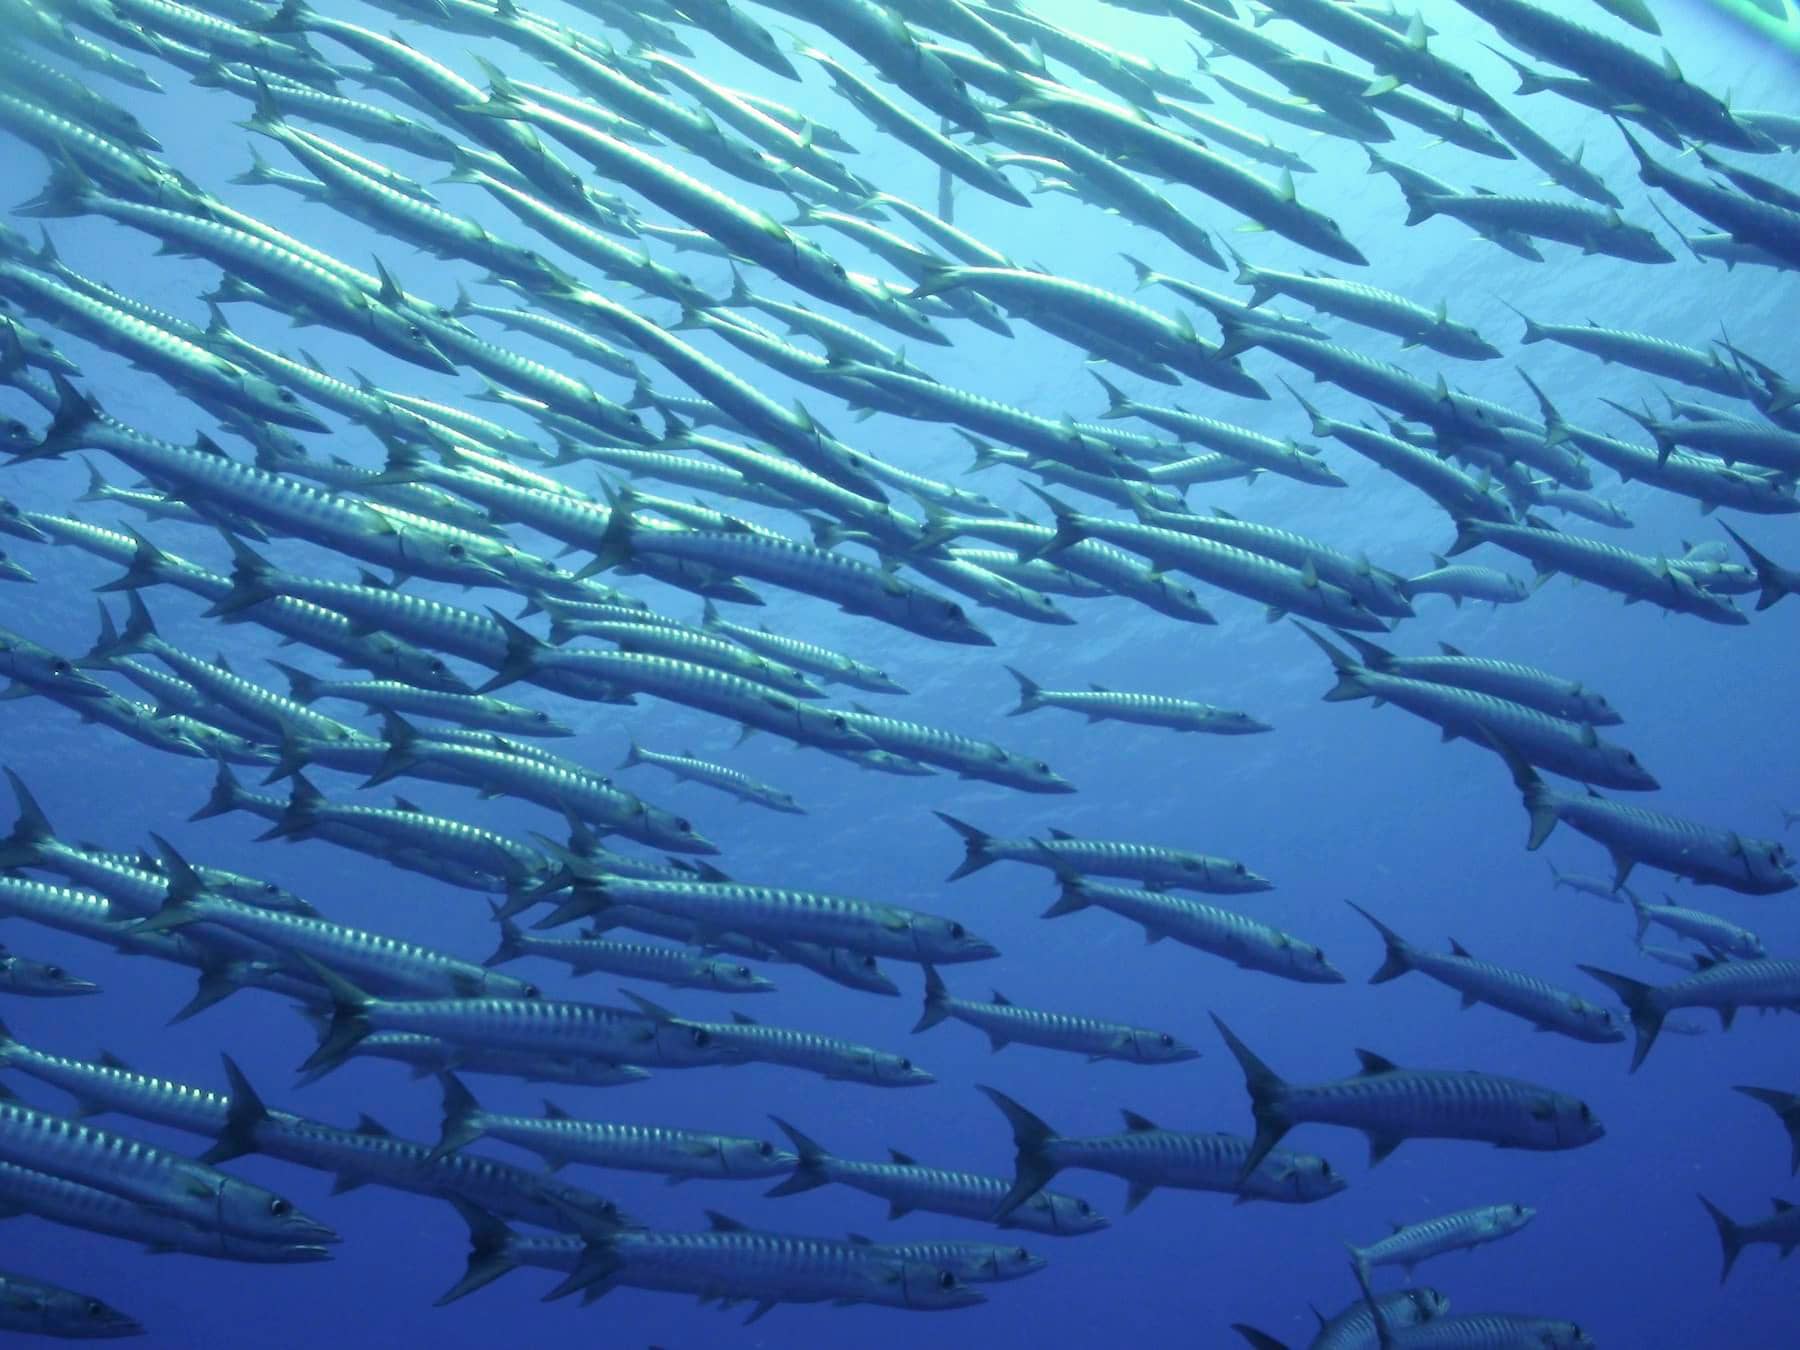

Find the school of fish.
xmin=0 ymin=0 xmax=1795 ymax=1341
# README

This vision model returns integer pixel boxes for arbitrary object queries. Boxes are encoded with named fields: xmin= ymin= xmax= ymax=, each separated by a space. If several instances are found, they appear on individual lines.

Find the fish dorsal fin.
xmin=887 ymin=1147 xmax=917 ymax=1166
xmin=1047 ymin=828 xmax=1073 ymax=840
xmin=1088 ymin=682 xmax=1110 ymax=693
xmin=991 ymin=990 xmax=1011 ymax=1006
xmin=1437 ymin=641 xmax=1464 ymax=657
xmin=1354 ymin=1049 xmax=1398 ymax=1076
xmin=357 ymin=1114 xmax=392 ymax=1138
xmin=705 ymin=1210 xmax=749 ymax=1233
xmin=1120 ymin=1109 xmax=1157 ymax=1132
xmin=731 ymin=1011 xmax=758 ymax=1025
xmin=1449 ymin=938 xmax=1473 ymax=958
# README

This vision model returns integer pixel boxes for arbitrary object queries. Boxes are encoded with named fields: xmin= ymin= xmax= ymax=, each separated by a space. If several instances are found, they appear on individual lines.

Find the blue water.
xmin=1 ymin=0 xmax=1797 ymax=1344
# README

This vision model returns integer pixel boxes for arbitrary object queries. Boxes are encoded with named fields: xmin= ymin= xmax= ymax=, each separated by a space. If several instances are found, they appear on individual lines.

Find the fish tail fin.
xmin=617 ymin=738 xmax=643 ymax=771
xmin=1229 ymin=1327 xmax=1291 ymax=1350
xmin=1399 ymin=183 xmax=1437 ymax=227
xmin=1720 ymin=523 xmax=1791 ymax=613
xmin=1040 ymin=875 xmax=1092 ymax=920
xmin=1698 ymin=1194 xmax=1747 ymax=1284
xmin=1345 ymin=901 xmax=1413 ymax=984
xmin=764 ymin=1116 xmax=830 ymax=1197
xmin=251 ymin=0 xmax=313 ymax=34
xmin=482 ymin=909 xmax=526 ymax=969
xmin=1210 ymin=1014 xmax=1290 ymax=1183
xmin=1289 ymin=622 xmax=1367 ymax=701
xmin=1733 ymin=1087 xmax=1800 ymax=1176
xmin=912 ymin=964 xmax=950 ymax=1033
xmin=188 ymin=757 xmax=248 ymax=822
xmin=578 ymin=500 xmax=635 ymax=579
xmin=268 ymin=661 xmax=323 ymax=705
xmin=0 ymin=768 xmax=53 ymax=868
xmin=294 ymin=955 xmax=375 ymax=1074
xmin=977 ymin=1085 xmax=1061 ymax=1221
xmin=1578 ymin=965 xmax=1665 ymax=1072
xmin=1118 ymin=253 xmax=1156 ymax=289
xmin=1090 ymin=371 xmax=1133 ymax=419
xmin=1003 ymin=665 xmax=1042 ymax=716
xmin=1629 ymin=892 xmax=1650 ymax=943
xmin=1479 ymin=726 xmax=1560 ymax=850
xmin=436 ymin=1200 xmax=522 ymax=1306
xmin=201 ymin=1052 xmax=270 ymax=1165
xmin=430 ymin=1073 xmax=485 ymax=1162
xmin=15 ymin=155 xmax=95 ymax=221
xmin=932 ymin=810 xmax=994 ymax=880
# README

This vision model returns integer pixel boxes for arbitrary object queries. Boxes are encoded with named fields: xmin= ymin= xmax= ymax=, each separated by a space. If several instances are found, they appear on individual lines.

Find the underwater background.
xmin=0 ymin=0 xmax=1797 ymax=1344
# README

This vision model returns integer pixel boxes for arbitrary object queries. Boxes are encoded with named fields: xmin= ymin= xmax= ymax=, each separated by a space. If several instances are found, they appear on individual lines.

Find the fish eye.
xmin=1159 ymin=1033 xmax=1173 ymax=1046
xmin=406 ymin=325 xmax=423 ymax=340
xmin=758 ymin=1141 xmax=773 ymax=1155
xmin=938 ymin=1271 xmax=955 ymax=1290
xmin=859 ymin=955 xmax=876 ymax=969
xmin=524 ymin=984 xmax=541 ymax=998
xmin=448 ymin=544 xmax=466 ymax=557
xmin=1321 ymin=1161 xmax=1335 ymax=1177
xmin=269 ymin=1198 xmax=291 ymax=1216
xmin=1233 ymin=862 xmax=1246 ymax=874
xmin=735 ymin=965 xmax=751 ymax=977
xmin=691 ymin=1028 xmax=711 ymax=1047
xmin=86 ymin=1300 xmax=104 ymax=1317
xmin=676 ymin=817 xmax=692 ymax=832
xmin=430 ymin=660 xmax=448 ymax=674
xmin=533 ymin=711 xmax=549 ymax=722
xmin=47 ymin=966 xmax=64 ymax=978
xmin=899 ymin=1057 xmax=913 ymax=1070
xmin=1077 ymin=1200 xmax=1093 ymax=1214
xmin=1513 ymin=1202 xmax=1525 ymax=1215
xmin=831 ymin=715 xmax=847 ymax=729
xmin=1579 ymin=1103 xmax=1592 ymax=1120
xmin=51 ymin=660 xmax=72 ymax=675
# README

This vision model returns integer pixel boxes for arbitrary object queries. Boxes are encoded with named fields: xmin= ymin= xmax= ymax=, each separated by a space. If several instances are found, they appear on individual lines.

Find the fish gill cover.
xmin=0 ymin=0 xmax=1795 ymax=1345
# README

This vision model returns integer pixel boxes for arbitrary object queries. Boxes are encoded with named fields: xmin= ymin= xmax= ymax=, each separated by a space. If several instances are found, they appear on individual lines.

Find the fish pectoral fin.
xmin=1364 ymin=1132 xmax=1405 ymax=1166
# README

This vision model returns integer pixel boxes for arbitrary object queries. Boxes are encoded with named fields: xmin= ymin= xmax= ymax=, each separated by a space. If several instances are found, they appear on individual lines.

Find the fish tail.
xmin=764 ymin=1116 xmax=831 ymax=1197
xmin=430 ymin=1073 xmax=485 ymax=1162
xmin=1698 ymin=1194 xmax=1747 ymax=1284
xmin=1478 ymin=727 xmax=1560 ymax=849
xmin=268 ymin=660 xmax=322 ymax=706
xmin=617 ymin=738 xmax=644 ymax=771
xmin=978 ymin=1085 xmax=1061 ymax=1221
xmin=1040 ymin=876 xmax=1092 ymax=920
xmin=1732 ymin=1086 xmax=1800 ymax=1176
xmin=294 ymin=955 xmax=375 ymax=1075
xmin=0 ymin=768 xmax=53 ymax=869
xmin=1346 ymin=902 xmax=1413 ymax=984
xmin=1629 ymin=893 xmax=1650 ymax=943
xmin=932 ymin=811 xmax=994 ymax=880
xmin=912 ymin=964 xmax=951 ymax=1033
xmin=1002 ymin=666 xmax=1042 ymax=717
xmin=1398 ymin=184 xmax=1437 ymax=227
xmin=1578 ymin=965 xmax=1665 ymax=1073
xmin=1229 ymin=1326 xmax=1290 ymax=1350
xmin=188 ymin=758 xmax=250 ymax=822
xmin=436 ymin=1200 xmax=522 ymax=1306
xmin=1720 ymin=523 xmax=1791 ymax=613
xmin=201 ymin=1052 xmax=270 ymax=1165
xmin=14 ymin=156 xmax=95 ymax=221
xmin=577 ymin=500 xmax=635 ymax=580
xmin=1210 ymin=1014 xmax=1291 ymax=1183
xmin=482 ymin=909 xmax=527 ymax=969
xmin=1290 ymin=622 xmax=1368 ymax=702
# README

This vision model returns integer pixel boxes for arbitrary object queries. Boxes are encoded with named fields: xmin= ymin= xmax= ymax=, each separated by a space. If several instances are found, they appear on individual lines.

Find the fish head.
xmin=31 ymin=1287 xmax=143 ymax=1339
xmin=1536 ymin=1092 xmax=1604 ymax=1147
xmin=1216 ymin=710 xmax=1274 ymax=735
xmin=0 ymin=549 xmax=31 ymax=582
xmin=366 ymin=303 xmax=459 ymax=375
xmin=645 ymin=805 xmax=718 ymax=856
xmin=0 ymin=498 xmax=47 ymax=543
xmin=651 ymin=1018 xmax=738 ymax=1067
xmin=1544 ymin=1323 xmax=1596 ymax=1349
xmin=793 ymin=704 xmax=878 ymax=754
xmin=978 ymin=1243 xmax=1048 ymax=1281
xmin=1490 ymin=1201 xmax=1538 ymax=1237
xmin=243 ymin=373 xmax=331 ymax=434
xmin=996 ymin=752 xmax=1076 ymax=795
xmin=1567 ymin=997 xmax=1626 ymax=1043
xmin=814 ymin=947 xmax=899 ymax=996
xmin=1289 ymin=939 xmax=1345 ymax=984
xmin=722 ymin=1136 xmax=798 ymax=1178
xmin=1130 ymin=1028 xmax=1200 ymax=1065
xmin=216 ymin=1179 xmax=340 ymax=1248
xmin=1262 ymin=1151 xmax=1347 ymax=1202
xmin=918 ymin=916 xmax=999 ymax=964
xmin=704 ymin=959 xmax=777 ymax=994
xmin=0 ymin=629 xmax=111 ymax=699
xmin=1405 ymin=1288 xmax=1452 ymax=1325
xmin=0 ymin=953 xmax=99 ymax=996
xmin=873 ymin=1052 xmax=935 ymax=1088
xmin=1574 ymin=688 xmax=1621 ymax=726
xmin=371 ymin=639 xmax=472 ymax=695
xmin=897 ymin=1262 xmax=985 ymax=1311
xmin=1603 ymin=744 xmax=1659 ymax=791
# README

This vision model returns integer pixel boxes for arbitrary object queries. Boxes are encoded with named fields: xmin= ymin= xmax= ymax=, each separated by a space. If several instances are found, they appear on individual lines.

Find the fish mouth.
xmin=45 ymin=976 xmax=102 ymax=995
xmin=289 ymin=1216 xmax=344 ymax=1245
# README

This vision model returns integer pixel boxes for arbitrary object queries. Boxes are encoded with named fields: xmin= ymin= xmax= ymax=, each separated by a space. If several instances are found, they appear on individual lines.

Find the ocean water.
xmin=0 ymin=0 xmax=1797 ymax=1345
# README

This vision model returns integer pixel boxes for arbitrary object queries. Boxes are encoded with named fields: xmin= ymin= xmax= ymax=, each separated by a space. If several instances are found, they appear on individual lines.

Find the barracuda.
xmin=624 ymin=994 xmax=934 ymax=1087
xmin=485 ymin=915 xmax=775 ymax=994
xmin=1045 ymin=879 xmax=1342 ymax=984
xmin=1349 ymin=903 xmax=1621 ymax=1043
xmin=1295 ymin=625 xmax=1657 ymax=790
xmin=1005 ymin=668 xmax=1271 ymax=735
xmin=982 ymin=1088 xmax=1347 ymax=1219
xmin=432 ymin=1074 xmax=794 ymax=1180
xmin=933 ymin=813 xmax=1269 ymax=893
xmin=1214 ymin=1016 xmax=1605 ymax=1178
xmin=538 ymin=867 xmax=997 ymax=966
xmin=917 ymin=967 xmax=1197 ymax=1064
xmin=619 ymin=741 xmax=803 ymax=814
xmin=767 ymin=1117 xmax=1108 ymax=1234
xmin=1351 ymin=1203 xmax=1535 ymax=1280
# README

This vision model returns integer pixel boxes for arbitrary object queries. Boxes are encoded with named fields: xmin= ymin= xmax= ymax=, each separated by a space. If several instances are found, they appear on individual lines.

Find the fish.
xmin=1697 ymin=1194 xmax=1800 ymax=1284
xmin=0 ymin=1268 xmax=142 ymax=1339
xmin=1349 ymin=902 xmax=1623 ymax=1043
xmin=933 ymin=813 xmax=1270 ymax=893
xmin=982 ymin=1087 xmax=1347 ymax=1219
xmin=1579 ymin=960 xmax=1800 ymax=1071
xmin=915 ymin=966 xmax=1199 ymax=1064
xmin=1004 ymin=667 xmax=1271 ymax=735
xmin=1348 ymin=1203 xmax=1536 ymax=1279
xmin=1212 ymin=1015 xmax=1605 ymax=1178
